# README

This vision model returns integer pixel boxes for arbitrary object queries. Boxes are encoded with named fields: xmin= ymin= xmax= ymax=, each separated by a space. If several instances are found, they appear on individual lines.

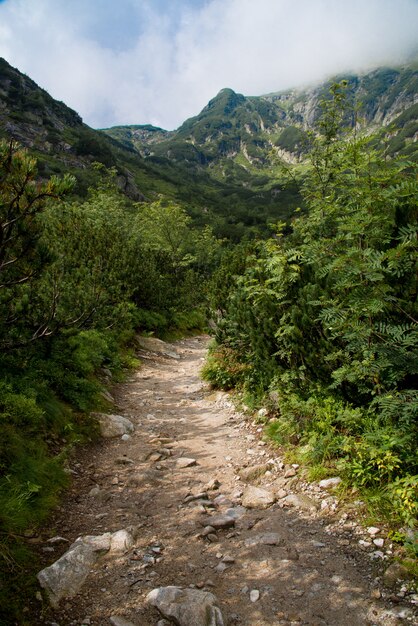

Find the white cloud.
xmin=0 ymin=0 xmax=417 ymax=129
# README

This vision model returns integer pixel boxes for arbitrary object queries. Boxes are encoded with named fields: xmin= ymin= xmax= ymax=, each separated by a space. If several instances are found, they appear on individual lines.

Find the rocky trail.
xmin=34 ymin=336 xmax=417 ymax=626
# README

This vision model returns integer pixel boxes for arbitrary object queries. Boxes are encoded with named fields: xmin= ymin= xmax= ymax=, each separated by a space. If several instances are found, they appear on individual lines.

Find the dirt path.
xmin=36 ymin=336 xmax=416 ymax=626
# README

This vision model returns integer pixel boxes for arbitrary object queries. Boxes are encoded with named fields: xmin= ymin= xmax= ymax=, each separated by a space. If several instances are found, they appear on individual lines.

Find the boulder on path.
xmin=37 ymin=539 xmax=101 ymax=607
xmin=37 ymin=529 xmax=134 ymax=607
xmin=147 ymin=586 xmax=225 ymax=626
xmin=92 ymin=412 xmax=134 ymax=438
xmin=136 ymin=336 xmax=180 ymax=359
xmin=242 ymin=486 xmax=276 ymax=509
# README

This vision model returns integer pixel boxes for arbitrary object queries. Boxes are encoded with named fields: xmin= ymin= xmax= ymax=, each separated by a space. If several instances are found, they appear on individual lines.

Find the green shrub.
xmin=201 ymin=344 xmax=250 ymax=390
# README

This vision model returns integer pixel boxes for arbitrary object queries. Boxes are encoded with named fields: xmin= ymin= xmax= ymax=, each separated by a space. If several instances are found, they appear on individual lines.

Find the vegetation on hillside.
xmin=204 ymin=84 xmax=418 ymax=533
xmin=0 ymin=140 xmax=219 ymax=623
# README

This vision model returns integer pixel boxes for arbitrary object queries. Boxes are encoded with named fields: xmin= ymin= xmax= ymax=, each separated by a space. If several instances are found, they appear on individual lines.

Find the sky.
xmin=0 ymin=0 xmax=417 ymax=130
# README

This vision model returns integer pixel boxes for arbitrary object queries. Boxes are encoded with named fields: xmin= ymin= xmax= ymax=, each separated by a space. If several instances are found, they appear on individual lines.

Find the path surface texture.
xmin=37 ymin=336 xmax=416 ymax=626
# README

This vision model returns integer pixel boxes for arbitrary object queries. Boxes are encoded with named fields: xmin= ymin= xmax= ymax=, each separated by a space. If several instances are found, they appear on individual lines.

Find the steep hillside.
xmin=0 ymin=57 xmax=147 ymax=199
xmin=0 ymin=58 xmax=301 ymax=239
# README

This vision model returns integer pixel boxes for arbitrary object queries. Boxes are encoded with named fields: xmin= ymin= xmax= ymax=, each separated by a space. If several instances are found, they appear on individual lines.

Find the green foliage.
xmin=207 ymin=83 xmax=418 ymax=525
xmin=201 ymin=344 xmax=250 ymax=390
xmin=275 ymin=126 xmax=307 ymax=153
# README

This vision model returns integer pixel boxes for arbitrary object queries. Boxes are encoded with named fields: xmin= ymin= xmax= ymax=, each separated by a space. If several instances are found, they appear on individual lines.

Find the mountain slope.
xmin=1 ymin=57 xmax=416 ymax=240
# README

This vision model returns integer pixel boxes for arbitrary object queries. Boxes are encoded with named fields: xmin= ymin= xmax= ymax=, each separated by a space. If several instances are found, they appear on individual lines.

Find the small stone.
xmin=47 ymin=536 xmax=69 ymax=544
xmin=148 ymin=453 xmax=162 ymax=462
xmin=221 ymin=555 xmax=235 ymax=564
xmin=284 ymin=468 xmax=296 ymax=478
xmin=121 ymin=434 xmax=131 ymax=441
xmin=206 ymin=479 xmax=221 ymax=491
xmin=250 ymin=589 xmax=260 ymax=602
xmin=201 ymin=526 xmax=216 ymax=537
xmin=367 ymin=527 xmax=380 ymax=536
xmin=373 ymin=538 xmax=384 ymax=548
xmin=176 ymin=458 xmax=197 ymax=469
xmin=201 ymin=515 xmax=235 ymax=530
xmin=207 ymin=534 xmax=218 ymax=543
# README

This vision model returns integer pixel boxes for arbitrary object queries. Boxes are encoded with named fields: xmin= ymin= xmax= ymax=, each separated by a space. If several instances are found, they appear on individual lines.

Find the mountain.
xmin=1 ymin=57 xmax=417 ymax=240
xmin=104 ymin=64 xmax=418 ymax=168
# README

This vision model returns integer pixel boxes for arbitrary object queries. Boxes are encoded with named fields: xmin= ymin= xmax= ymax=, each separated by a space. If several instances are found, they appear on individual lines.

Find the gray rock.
xmin=147 ymin=586 xmax=225 ymax=626
xmin=92 ymin=413 xmax=134 ymax=438
xmin=239 ymin=463 xmax=270 ymax=482
xmin=241 ymin=486 xmax=276 ymax=509
xmin=37 ymin=541 xmax=98 ymax=607
xmin=318 ymin=477 xmax=342 ymax=489
xmin=109 ymin=530 xmax=134 ymax=555
xmin=201 ymin=514 xmax=235 ymax=530
xmin=284 ymin=493 xmax=319 ymax=512
xmin=250 ymin=589 xmax=260 ymax=602
xmin=37 ymin=530 xmax=133 ymax=607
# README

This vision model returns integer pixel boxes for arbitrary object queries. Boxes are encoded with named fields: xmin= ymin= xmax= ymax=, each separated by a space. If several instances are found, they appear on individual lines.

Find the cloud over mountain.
xmin=0 ymin=0 xmax=417 ymax=129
